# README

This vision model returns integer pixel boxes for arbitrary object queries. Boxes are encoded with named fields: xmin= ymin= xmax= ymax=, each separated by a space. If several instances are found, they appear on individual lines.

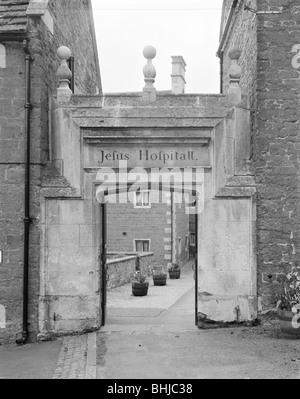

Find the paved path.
xmin=0 ymin=334 xmax=88 ymax=380
xmin=95 ymin=261 xmax=300 ymax=379
xmin=1 ymin=260 xmax=299 ymax=379
xmin=104 ymin=260 xmax=196 ymax=331
xmin=96 ymin=295 xmax=300 ymax=380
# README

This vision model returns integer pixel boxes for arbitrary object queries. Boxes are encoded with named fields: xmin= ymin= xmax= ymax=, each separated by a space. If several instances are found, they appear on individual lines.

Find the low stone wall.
xmin=107 ymin=252 xmax=154 ymax=290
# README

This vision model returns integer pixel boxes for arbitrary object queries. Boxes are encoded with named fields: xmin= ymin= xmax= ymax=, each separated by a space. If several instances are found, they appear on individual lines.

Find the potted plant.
xmin=152 ymin=266 xmax=167 ymax=286
xmin=132 ymin=271 xmax=149 ymax=297
xmin=274 ymin=267 xmax=300 ymax=337
xmin=168 ymin=263 xmax=181 ymax=279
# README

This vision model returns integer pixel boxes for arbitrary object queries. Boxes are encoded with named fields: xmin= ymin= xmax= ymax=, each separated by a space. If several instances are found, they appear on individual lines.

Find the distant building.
xmin=107 ymin=190 xmax=190 ymax=267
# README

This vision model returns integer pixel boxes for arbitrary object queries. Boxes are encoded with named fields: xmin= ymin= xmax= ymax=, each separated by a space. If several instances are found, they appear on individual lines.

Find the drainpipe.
xmin=0 ymin=35 xmax=32 ymax=344
xmin=219 ymin=52 xmax=224 ymax=94
xmin=216 ymin=0 xmax=239 ymax=93
xmin=171 ymin=191 xmax=174 ymax=263
xmin=16 ymin=40 xmax=32 ymax=345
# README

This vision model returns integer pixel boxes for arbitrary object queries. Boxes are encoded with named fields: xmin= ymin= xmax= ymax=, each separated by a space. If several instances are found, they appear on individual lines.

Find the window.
xmin=134 ymin=190 xmax=151 ymax=208
xmin=134 ymin=240 xmax=150 ymax=253
xmin=190 ymin=233 xmax=195 ymax=246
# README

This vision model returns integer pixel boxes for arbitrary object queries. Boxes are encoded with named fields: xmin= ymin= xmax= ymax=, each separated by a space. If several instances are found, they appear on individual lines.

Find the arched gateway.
xmin=38 ymin=48 xmax=256 ymax=337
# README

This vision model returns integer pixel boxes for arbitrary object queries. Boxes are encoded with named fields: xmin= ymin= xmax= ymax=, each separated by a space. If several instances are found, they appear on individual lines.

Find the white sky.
xmin=91 ymin=0 xmax=223 ymax=94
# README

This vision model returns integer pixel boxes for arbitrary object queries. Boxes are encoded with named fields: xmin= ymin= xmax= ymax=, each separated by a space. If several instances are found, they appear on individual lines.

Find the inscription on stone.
xmin=85 ymin=145 xmax=210 ymax=169
xmin=99 ymin=149 xmax=198 ymax=165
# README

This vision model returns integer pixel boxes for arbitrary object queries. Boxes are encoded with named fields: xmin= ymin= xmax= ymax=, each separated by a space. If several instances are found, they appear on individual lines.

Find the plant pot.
xmin=169 ymin=269 xmax=181 ymax=279
xmin=153 ymin=274 xmax=167 ymax=286
xmin=277 ymin=308 xmax=300 ymax=337
xmin=132 ymin=282 xmax=149 ymax=297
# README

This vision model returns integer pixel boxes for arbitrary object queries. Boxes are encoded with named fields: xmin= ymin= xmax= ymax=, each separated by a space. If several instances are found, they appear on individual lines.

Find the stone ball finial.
xmin=143 ymin=45 xmax=157 ymax=82
xmin=228 ymin=48 xmax=242 ymax=105
xmin=57 ymin=46 xmax=72 ymax=61
xmin=229 ymin=48 xmax=241 ymax=61
xmin=143 ymin=45 xmax=156 ymax=60
xmin=142 ymin=45 xmax=157 ymax=102
xmin=229 ymin=48 xmax=242 ymax=81
xmin=56 ymin=46 xmax=72 ymax=81
xmin=56 ymin=45 xmax=72 ymax=103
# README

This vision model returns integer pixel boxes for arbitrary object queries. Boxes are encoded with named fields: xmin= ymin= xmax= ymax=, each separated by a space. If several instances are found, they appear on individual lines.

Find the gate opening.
xmin=98 ymin=183 xmax=201 ymax=329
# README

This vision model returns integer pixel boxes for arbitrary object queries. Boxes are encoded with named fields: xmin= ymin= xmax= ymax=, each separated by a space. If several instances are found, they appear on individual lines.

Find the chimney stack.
xmin=171 ymin=56 xmax=186 ymax=94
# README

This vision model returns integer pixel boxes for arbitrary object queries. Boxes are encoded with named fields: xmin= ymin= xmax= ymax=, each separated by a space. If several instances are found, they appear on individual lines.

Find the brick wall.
xmin=0 ymin=0 xmax=101 ymax=344
xmin=107 ymin=201 xmax=169 ymax=268
xmin=255 ymin=0 xmax=300 ymax=308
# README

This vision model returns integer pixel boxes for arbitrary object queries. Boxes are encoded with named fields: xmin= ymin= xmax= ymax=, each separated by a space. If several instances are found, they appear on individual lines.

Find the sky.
xmin=91 ymin=0 xmax=223 ymax=94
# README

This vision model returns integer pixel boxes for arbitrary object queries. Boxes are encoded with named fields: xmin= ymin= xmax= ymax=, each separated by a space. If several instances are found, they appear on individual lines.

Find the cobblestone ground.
xmin=52 ymin=335 xmax=88 ymax=379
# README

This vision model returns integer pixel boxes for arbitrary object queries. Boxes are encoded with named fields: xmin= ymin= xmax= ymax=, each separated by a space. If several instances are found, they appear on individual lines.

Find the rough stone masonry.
xmin=221 ymin=0 xmax=300 ymax=310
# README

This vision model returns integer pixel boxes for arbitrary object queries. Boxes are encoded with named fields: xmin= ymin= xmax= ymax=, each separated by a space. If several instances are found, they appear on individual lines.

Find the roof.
xmin=0 ymin=0 xmax=30 ymax=35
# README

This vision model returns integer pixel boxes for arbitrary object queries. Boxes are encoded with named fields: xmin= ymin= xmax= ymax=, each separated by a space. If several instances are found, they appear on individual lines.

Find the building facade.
xmin=0 ymin=0 xmax=299 ymax=345
xmin=219 ymin=0 xmax=300 ymax=310
xmin=107 ymin=192 xmax=190 ymax=268
xmin=0 ymin=0 xmax=101 ymax=344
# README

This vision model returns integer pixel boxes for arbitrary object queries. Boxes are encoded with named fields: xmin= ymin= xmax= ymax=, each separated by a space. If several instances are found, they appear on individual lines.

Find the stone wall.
xmin=222 ymin=0 xmax=300 ymax=310
xmin=107 ymin=198 xmax=169 ymax=267
xmin=222 ymin=0 xmax=257 ymax=153
xmin=255 ymin=0 xmax=300 ymax=308
xmin=222 ymin=0 xmax=257 ymax=104
xmin=0 ymin=42 xmax=28 ymax=344
xmin=0 ymin=0 xmax=101 ymax=344
xmin=107 ymin=253 xmax=154 ymax=289
xmin=39 ymin=197 xmax=101 ymax=336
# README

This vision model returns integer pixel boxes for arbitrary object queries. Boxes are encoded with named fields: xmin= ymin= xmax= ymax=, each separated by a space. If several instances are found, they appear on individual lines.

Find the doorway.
xmin=99 ymin=187 xmax=199 ymax=328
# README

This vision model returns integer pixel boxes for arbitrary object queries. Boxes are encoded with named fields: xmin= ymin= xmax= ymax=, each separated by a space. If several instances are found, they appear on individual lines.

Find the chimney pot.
xmin=171 ymin=56 xmax=186 ymax=94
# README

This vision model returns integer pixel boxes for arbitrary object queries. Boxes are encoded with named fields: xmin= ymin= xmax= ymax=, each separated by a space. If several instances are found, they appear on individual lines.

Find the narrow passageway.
xmin=103 ymin=260 xmax=196 ymax=332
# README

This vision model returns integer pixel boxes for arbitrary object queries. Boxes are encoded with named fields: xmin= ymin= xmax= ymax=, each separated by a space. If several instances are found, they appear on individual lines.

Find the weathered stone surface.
xmin=222 ymin=0 xmax=300 ymax=311
xmin=0 ymin=0 xmax=102 ymax=344
xmin=0 ymin=1 xmax=30 ymax=34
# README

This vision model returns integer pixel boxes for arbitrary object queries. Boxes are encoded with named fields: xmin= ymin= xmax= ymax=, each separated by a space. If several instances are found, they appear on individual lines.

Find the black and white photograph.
xmin=0 ymin=0 xmax=299 ymax=383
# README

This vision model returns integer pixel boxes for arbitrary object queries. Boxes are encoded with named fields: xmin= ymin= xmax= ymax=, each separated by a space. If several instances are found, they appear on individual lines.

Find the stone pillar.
xmin=228 ymin=48 xmax=242 ymax=105
xmin=171 ymin=56 xmax=186 ymax=94
xmin=142 ymin=45 xmax=157 ymax=102
xmin=56 ymin=46 xmax=72 ymax=103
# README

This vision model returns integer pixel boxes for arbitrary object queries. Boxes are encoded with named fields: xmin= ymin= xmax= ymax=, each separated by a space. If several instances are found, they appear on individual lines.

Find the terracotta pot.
xmin=153 ymin=274 xmax=167 ymax=286
xmin=169 ymin=269 xmax=181 ymax=279
xmin=277 ymin=308 xmax=300 ymax=337
xmin=132 ymin=282 xmax=149 ymax=297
